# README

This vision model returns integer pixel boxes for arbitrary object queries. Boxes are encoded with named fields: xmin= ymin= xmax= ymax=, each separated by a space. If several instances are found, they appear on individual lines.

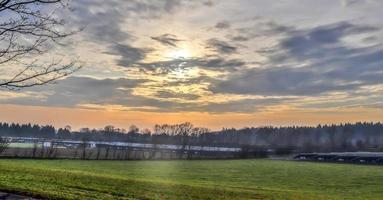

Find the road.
xmin=0 ymin=192 xmax=38 ymax=200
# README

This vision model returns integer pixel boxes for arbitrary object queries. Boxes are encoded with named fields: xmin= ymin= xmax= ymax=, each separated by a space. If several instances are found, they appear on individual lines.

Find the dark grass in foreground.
xmin=0 ymin=159 xmax=382 ymax=200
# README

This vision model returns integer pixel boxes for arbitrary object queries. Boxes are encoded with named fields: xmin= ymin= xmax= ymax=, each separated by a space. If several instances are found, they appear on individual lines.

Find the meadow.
xmin=0 ymin=159 xmax=382 ymax=200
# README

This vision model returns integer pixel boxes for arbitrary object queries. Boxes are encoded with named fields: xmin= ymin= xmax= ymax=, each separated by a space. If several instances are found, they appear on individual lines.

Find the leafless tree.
xmin=95 ymin=144 xmax=102 ymax=160
xmin=80 ymin=136 xmax=89 ymax=159
xmin=0 ymin=0 xmax=80 ymax=90
xmin=191 ymin=127 xmax=210 ymax=159
xmin=150 ymin=135 xmax=160 ymax=159
xmin=173 ymin=122 xmax=193 ymax=159
xmin=104 ymin=125 xmax=115 ymax=134
xmin=104 ymin=144 xmax=111 ymax=159
xmin=32 ymin=140 xmax=38 ymax=157
xmin=46 ymin=141 xmax=58 ymax=158
xmin=128 ymin=125 xmax=139 ymax=134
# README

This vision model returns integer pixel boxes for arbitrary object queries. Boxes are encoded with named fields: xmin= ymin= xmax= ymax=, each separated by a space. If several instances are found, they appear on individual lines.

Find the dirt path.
xmin=0 ymin=192 xmax=39 ymax=200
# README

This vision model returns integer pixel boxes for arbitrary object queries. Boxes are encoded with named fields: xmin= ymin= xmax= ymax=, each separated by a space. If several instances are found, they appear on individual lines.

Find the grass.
xmin=0 ymin=159 xmax=382 ymax=200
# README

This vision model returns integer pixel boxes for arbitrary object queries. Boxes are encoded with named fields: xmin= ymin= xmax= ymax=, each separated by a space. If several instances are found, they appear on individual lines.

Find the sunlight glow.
xmin=167 ymin=49 xmax=191 ymax=59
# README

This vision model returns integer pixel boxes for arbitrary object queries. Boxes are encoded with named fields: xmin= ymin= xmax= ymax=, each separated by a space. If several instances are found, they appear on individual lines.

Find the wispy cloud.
xmin=151 ymin=34 xmax=183 ymax=47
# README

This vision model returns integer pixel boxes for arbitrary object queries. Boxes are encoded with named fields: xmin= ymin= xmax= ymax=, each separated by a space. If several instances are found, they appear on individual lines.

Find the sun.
xmin=167 ymin=49 xmax=191 ymax=59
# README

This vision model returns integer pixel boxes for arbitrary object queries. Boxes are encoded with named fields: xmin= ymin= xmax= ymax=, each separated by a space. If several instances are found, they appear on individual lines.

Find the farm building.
xmin=294 ymin=152 xmax=383 ymax=165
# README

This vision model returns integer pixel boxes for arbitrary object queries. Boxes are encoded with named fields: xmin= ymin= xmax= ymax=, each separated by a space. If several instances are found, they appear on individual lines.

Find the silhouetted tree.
xmin=128 ymin=125 xmax=139 ymax=134
xmin=80 ymin=137 xmax=89 ymax=159
xmin=2 ymin=121 xmax=383 ymax=155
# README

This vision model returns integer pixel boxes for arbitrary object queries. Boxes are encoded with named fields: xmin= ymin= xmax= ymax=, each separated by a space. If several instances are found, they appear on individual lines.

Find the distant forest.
xmin=1 ymin=122 xmax=383 ymax=153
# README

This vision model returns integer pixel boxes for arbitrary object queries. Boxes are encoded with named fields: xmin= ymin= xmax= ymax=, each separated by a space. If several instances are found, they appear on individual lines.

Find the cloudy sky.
xmin=1 ymin=0 xmax=383 ymax=130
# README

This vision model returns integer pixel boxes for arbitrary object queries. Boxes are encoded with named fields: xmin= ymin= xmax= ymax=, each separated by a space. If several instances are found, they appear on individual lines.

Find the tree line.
xmin=1 ymin=122 xmax=383 ymax=152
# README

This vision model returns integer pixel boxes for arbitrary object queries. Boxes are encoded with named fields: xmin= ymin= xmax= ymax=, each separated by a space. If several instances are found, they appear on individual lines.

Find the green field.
xmin=0 ymin=159 xmax=382 ymax=200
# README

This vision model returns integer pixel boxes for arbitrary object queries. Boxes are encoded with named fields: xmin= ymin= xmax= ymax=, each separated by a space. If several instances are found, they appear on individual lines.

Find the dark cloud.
xmin=69 ymin=0 xmax=195 ymax=72
xmin=230 ymin=35 xmax=250 ymax=42
xmin=264 ymin=21 xmax=294 ymax=35
xmin=0 ymin=76 xmax=286 ymax=113
xmin=72 ymin=0 xmax=128 ymax=44
xmin=151 ymin=33 xmax=182 ymax=47
xmin=0 ymin=76 xmax=148 ymax=108
xmin=71 ymin=0 xmax=189 ymax=44
xmin=215 ymin=21 xmax=231 ymax=29
xmin=212 ymin=22 xmax=383 ymax=97
xmin=342 ymin=0 xmax=368 ymax=7
xmin=0 ymin=76 xmax=208 ymax=112
xmin=211 ymin=67 xmax=360 ymax=96
xmin=233 ymin=20 xmax=294 ymax=42
xmin=155 ymin=91 xmax=201 ymax=100
xmin=196 ymin=57 xmax=245 ymax=70
xmin=106 ymin=44 xmax=149 ymax=67
xmin=135 ymin=56 xmax=245 ymax=74
xmin=277 ymin=22 xmax=379 ymax=61
xmin=194 ymin=98 xmax=285 ymax=113
xmin=207 ymin=38 xmax=238 ymax=54
xmin=203 ymin=0 xmax=214 ymax=7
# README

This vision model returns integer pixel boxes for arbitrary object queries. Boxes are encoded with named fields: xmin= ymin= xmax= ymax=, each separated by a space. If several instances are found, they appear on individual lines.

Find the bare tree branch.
xmin=0 ymin=0 xmax=80 ymax=90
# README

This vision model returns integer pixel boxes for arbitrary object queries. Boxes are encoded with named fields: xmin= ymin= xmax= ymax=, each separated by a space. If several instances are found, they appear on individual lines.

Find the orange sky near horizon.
xmin=1 ymin=104 xmax=382 ymax=131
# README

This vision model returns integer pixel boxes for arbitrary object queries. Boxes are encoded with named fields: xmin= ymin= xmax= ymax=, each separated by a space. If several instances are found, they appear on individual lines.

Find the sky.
xmin=1 ymin=0 xmax=383 ymax=130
